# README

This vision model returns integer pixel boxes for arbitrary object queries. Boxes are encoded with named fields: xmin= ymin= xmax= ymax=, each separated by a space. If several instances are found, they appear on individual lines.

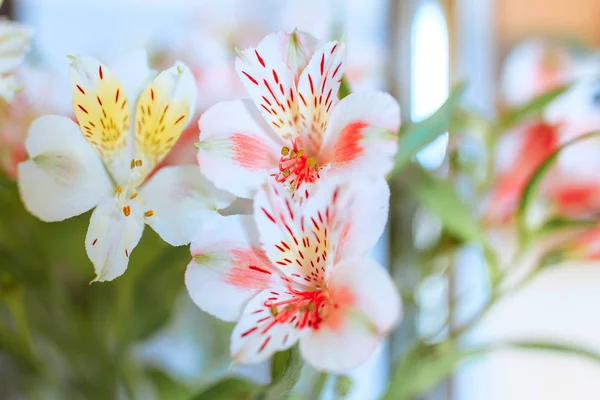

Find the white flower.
xmin=18 ymin=52 xmax=234 ymax=282
xmin=0 ymin=19 xmax=34 ymax=102
xmin=185 ymin=175 xmax=401 ymax=372
xmin=197 ymin=31 xmax=400 ymax=200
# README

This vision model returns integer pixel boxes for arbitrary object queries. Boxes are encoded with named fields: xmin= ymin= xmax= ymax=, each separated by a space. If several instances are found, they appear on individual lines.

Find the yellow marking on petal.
xmin=69 ymin=56 xmax=130 ymax=165
xmin=134 ymin=64 xmax=194 ymax=170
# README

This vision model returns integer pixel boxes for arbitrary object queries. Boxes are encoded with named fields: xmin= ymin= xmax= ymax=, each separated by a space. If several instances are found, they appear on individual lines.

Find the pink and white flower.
xmin=185 ymin=175 xmax=401 ymax=372
xmin=18 ymin=52 xmax=234 ymax=282
xmin=197 ymin=31 xmax=400 ymax=199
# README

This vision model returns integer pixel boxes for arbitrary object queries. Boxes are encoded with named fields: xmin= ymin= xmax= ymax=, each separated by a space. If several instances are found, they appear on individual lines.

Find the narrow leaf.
xmin=391 ymin=82 xmax=466 ymax=176
xmin=415 ymin=176 xmax=486 ymax=245
xmin=191 ymin=377 xmax=259 ymax=400
xmin=499 ymin=84 xmax=571 ymax=130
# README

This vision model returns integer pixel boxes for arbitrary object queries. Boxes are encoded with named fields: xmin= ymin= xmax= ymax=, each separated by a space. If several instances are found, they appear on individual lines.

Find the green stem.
xmin=309 ymin=372 xmax=329 ymax=400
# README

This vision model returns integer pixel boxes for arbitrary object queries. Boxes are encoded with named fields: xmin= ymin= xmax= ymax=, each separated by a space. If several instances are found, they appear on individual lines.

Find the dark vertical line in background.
xmin=0 ymin=0 xmax=14 ymax=18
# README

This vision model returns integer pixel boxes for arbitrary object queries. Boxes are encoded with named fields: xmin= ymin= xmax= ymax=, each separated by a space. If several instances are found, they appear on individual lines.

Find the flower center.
xmin=263 ymin=287 xmax=332 ymax=331
xmin=115 ymin=158 xmax=154 ymax=218
xmin=273 ymin=138 xmax=321 ymax=191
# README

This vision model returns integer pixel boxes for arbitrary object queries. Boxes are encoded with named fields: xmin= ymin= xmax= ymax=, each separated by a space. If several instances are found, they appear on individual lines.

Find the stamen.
xmin=272 ymin=138 xmax=321 ymax=191
xmin=122 ymin=205 xmax=131 ymax=217
xmin=282 ymin=169 xmax=291 ymax=177
xmin=144 ymin=210 xmax=154 ymax=217
xmin=130 ymin=159 xmax=135 ymax=169
xmin=135 ymin=159 xmax=143 ymax=167
xmin=281 ymin=146 xmax=290 ymax=156
xmin=307 ymin=156 xmax=316 ymax=167
xmin=270 ymin=305 xmax=278 ymax=316
xmin=115 ymin=186 xmax=122 ymax=195
xmin=129 ymin=192 xmax=138 ymax=200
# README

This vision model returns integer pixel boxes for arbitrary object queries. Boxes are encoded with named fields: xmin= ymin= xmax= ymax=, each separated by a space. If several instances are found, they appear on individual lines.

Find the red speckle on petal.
xmin=255 ymin=50 xmax=266 ymax=67
xmin=125 ymin=249 xmax=129 ymax=258
xmin=98 ymin=65 xmax=103 ymax=79
xmin=76 ymin=85 xmax=85 ymax=94
xmin=258 ymin=336 xmax=271 ymax=352
xmin=320 ymin=54 xmax=325 ymax=75
xmin=242 ymin=71 xmax=259 ymax=85
xmin=241 ymin=327 xmax=258 ymax=337
xmin=92 ymin=238 xmax=98 ymax=246
xmin=261 ymin=207 xmax=277 ymax=224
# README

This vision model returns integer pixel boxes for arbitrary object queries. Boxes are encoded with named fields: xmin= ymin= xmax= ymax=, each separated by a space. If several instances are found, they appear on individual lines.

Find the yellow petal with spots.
xmin=69 ymin=55 xmax=130 ymax=168
xmin=134 ymin=62 xmax=196 ymax=170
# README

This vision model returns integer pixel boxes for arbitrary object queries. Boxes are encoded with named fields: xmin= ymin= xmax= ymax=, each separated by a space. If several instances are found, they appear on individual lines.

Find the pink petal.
xmin=197 ymin=99 xmax=282 ymax=199
xmin=185 ymin=215 xmax=285 ymax=322
xmin=300 ymin=257 xmax=401 ymax=372
xmin=297 ymin=40 xmax=347 ymax=155
xmin=235 ymin=33 xmax=305 ymax=139
xmin=319 ymin=91 xmax=400 ymax=177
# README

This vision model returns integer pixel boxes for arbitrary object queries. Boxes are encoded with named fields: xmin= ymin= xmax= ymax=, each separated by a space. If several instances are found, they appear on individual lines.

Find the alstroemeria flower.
xmin=0 ymin=19 xmax=33 ymax=102
xmin=197 ymin=31 xmax=400 ymax=199
xmin=185 ymin=175 xmax=401 ymax=372
xmin=18 ymin=52 xmax=234 ymax=282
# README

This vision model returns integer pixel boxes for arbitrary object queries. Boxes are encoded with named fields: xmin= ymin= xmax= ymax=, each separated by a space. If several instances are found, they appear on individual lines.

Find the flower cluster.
xmin=17 ymin=31 xmax=402 ymax=371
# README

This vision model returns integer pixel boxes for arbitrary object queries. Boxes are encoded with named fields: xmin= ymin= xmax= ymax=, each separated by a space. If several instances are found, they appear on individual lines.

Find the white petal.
xmin=185 ymin=215 xmax=285 ymax=322
xmin=254 ymin=180 xmax=331 ymax=286
xmin=231 ymin=289 xmax=304 ymax=364
xmin=319 ymin=92 xmax=400 ymax=178
xmin=0 ymin=20 xmax=33 ymax=74
xmin=235 ymin=32 xmax=302 ymax=139
xmin=17 ymin=115 xmax=112 ymax=222
xmin=141 ymin=165 xmax=235 ymax=246
xmin=297 ymin=40 xmax=347 ymax=155
xmin=300 ymin=257 xmax=401 ymax=372
xmin=197 ymin=99 xmax=283 ymax=198
xmin=86 ymin=200 xmax=144 ymax=282
xmin=309 ymin=174 xmax=390 ymax=263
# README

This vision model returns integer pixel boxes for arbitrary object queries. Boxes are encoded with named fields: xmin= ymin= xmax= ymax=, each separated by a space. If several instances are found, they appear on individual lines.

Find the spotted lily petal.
xmin=300 ymin=257 xmax=401 ymax=373
xmin=86 ymin=199 xmax=144 ymax=282
xmin=134 ymin=61 xmax=197 ymax=175
xmin=185 ymin=215 xmax=285 ymax=322
xmin=197 ymin=99 xmax=283 ymax=199
xmin=319 ymin=91 xmax=400 ymax=178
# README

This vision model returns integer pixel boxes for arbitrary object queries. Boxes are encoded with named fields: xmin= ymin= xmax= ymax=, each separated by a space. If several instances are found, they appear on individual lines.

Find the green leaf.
xmin=191 ymin=377 xmax=260 ymax=400
xmin=338 ymin=76 xmax=351 ymax=99
xmin=499 ymin=84 xmax=571 ymax=130
xmin=263 ymin=346 xmax=304 ymax=400
xmin=383 ymin=341 xmax=475 ymax=400
xmin=516 ymin=131 xmax=600 ymax=243
xmin=391 ymin=82 xmax=466 ymax=176
xmin=414 ymin=176 xmax=485 ymax=245
xmin=191 ymin=346 xmax=304 ymax=400
xmin=495 ymin=340 xmax=600 ymax=365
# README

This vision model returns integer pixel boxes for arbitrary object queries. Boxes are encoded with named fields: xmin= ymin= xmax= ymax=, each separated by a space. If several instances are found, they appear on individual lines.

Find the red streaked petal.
xmin=319 ymin=91 xmax=400 ymax=178
xmin=185 ymin=215 xmax=284 ymax=322
xmin=197 ymin=99 xmax=283 ymax=199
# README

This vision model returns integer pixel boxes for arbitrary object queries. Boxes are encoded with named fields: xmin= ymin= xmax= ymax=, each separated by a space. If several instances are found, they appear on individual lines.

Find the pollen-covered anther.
xmin=144 ymin=209 xmax=154 ymax=217
xmin=272 ymin=138 xmax=321 ymax=190
xmin=135 ymin=159 xmax=143 ymax=167
xmin=122 ymin=205 xmax=131 ymax=217
xmin=270 ymin=305 xmax=279 ymax=316
xmin=129 ymin=192 xmax=138 ymax=200
xmin=115 ymin=185 xmax=122 ymax=195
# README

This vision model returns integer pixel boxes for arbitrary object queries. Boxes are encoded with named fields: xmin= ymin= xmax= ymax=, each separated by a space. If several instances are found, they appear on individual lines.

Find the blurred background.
xmin=1 ymin=0 xmax=600 ymax=399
